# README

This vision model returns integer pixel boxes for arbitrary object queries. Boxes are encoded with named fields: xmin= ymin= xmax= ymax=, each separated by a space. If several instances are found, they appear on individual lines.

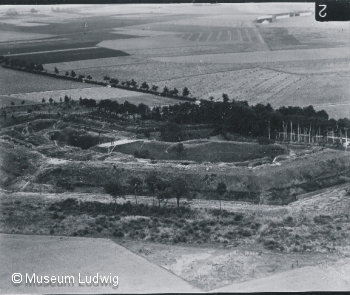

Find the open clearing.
xmin=105 ymin=139 xmax=287 ymax=163
xmin=0 ymin=233 xmax=198 ymax=293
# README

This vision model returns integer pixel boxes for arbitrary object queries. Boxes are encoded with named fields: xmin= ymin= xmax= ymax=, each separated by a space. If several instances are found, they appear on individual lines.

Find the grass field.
xmin=6 ymin=47 xmax=130 ymax=64
xmin=109 ymin=140 xmax=287 ymax=163
xmin=0 ymin=67 xmax=100 ymax=95
xmin=7 ymin=86 xmax=180 ymax=106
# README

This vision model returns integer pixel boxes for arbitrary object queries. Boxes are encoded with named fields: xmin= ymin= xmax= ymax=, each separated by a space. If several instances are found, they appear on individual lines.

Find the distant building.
xmin=256 ymin=15 xmax=273 ymax=23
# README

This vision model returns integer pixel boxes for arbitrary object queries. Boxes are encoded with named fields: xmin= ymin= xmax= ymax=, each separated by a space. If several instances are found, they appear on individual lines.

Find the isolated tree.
xmin=170 ymin=176 xmax=188 ymax=208
xmin=217 ymin=182 xmax=227 ymax=212
xmin=49 ymin=97 xmax=53 ymax=104
xmin=144 ymin=130 xmax=151 ymax=139
xmin=54 ymin=67 xmax=59 ymax=74
xmin=110 ymin=78 xmax=118 ymax=85
xmin=162 ymin=86 xmax=169 ymax=95
xmin=151 ymin=85 xmax=158 ymax=92
xmin=86 ymin=75 xmax=92 ymax=80
xmin=160 ymin=122 xmax=183 ymax=142
xmin=10 ymin=102 xmax=15 ymax=106
xmin=171 ymin=88 xmax=179 ymax=96
xmin=145 ymin=173 xmax=168 ymax=207
xmin=131 ymin=79 xmax=138 ymax=88
xmin=222 ymin=93 xmax=229 ymax=103
xmin=127 ymin=176 xmax=143 ymax=204
xmin=65 ymin=71 xmax=69 ymax=76
xmin=103 ymin=75 xmax=110 ymax=81
xmin=209 ymin=96 xmax=214 ymax=101
xmin=70 ymin=70 xmax=76 ymax=78
xmin=182 ymin=87 xmax=190 ymax=97
xmin=174 ymin=142 xmax=184 ymax=154
xmin=77 ymin=74 xmax=85 ymax=81
xmin=138 ymin=103 xmax=150 ymax=121
xmin=36 ymin=64 xmax=44 ymax=71
xmin=21 ymin=100 xmax=25 ymax=105
xmin=105 ymin=182 xmax=124 ymax=204
xmin=140 ymin=82 xmax=149 ymax=90
xmin=64 ymin=95 xmax=70 ymax=104
xmin=42 ymin=98 xmax=46 ymax=103
xmin=59 ymin=97 xmax=62 ymax=103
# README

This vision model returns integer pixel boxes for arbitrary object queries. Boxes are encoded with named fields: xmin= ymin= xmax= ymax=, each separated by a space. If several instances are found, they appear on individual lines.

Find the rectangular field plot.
xmin=198 ymin=32 xmax=210 ymax=42
xmin=0 ymin=67 xmax=100 ymax=95
xmin=6 ymin=47 xmax=129 ymax=64
xmin=43 ymin=56 xmax=144 ymax=73
xmin=8 ymin=87 xmax=181 ymax=107
xmin=208 ymin=31 xmax=219 ymax=42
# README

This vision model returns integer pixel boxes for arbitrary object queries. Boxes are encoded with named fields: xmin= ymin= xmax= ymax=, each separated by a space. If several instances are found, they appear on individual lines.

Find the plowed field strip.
xmin=228 ymin=30 xmax=232 ymax=41
xmin=209 ymin=31 xmax=219 ymax=42
xmin=220 ymin=31 xmax=229 ymax=42
xmin=199 ymin=32 xmax=209 ymax=42
xmin=183 ymin=33 xmax=191 ymax=40
xmin=217 ymin=31 xmax=222 ymax=41
xmin=237 ymin=29 xmax=243 ymax=42
xmin=241 ymin=29 xmax=250 ymax=42
xmin=189 ymin=33 xmax=200 ymax=42
xmin=206 ymin=31 xmax=213 ymax=42
xmin=249 ymin=28 xmax=259 ymax=43
xmin=196 ymin=32 xmax=203 ymax=42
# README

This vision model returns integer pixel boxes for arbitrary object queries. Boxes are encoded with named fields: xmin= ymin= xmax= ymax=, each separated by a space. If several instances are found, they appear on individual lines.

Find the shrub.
xmin=134 ymin=149 xmax=150 ymax=159
xmin=314 ymin=215 xmax=332 ymax=224
xmin=204 ymin=227 xmax=211 ymax=233
xmin=114 ymin=230 xmax=124 ymax=237
xmin=234 ymin=214 xmax=244 ymax=221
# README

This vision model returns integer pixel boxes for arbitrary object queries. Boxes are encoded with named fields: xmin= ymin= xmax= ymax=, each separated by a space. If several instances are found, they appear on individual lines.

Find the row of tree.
xmin=105 ymin=172 xmax=228 ymax=210
xmin=0 ymin=58 xmax=195 ymax=102
xmin=90 ymin=96 xmax=343 ymax=139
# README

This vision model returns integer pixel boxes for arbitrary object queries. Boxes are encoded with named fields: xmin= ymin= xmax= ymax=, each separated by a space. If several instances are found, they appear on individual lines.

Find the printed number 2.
xmin=319 ymin=4 xmax=327 ymax=17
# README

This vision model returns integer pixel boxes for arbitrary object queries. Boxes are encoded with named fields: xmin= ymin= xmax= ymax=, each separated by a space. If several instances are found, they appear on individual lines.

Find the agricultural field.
xmin=3 ymin=47 xmax=130 ymax=64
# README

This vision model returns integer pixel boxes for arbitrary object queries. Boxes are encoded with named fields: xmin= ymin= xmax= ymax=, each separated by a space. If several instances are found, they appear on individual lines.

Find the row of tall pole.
xmin=275 ymin=121 xmax=349 ymax=147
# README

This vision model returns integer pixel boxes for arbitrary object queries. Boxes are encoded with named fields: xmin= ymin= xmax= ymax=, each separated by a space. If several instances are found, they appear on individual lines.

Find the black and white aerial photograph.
xmin=0 ymin=1 xmax=350 ymax=293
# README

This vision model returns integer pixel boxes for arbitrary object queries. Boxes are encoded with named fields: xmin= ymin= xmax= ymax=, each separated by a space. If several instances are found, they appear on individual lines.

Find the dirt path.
xmin=0 ymin=233 xmax=199 ymax=294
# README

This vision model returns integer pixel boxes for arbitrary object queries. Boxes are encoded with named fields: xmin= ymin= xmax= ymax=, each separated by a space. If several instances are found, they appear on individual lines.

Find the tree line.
xmin=90 ymin=96 xmax=344 ymax=140
xmin=3 ymin=56 xmax=349 ymax=138
xmin=105 ymin=172 xmax=229 ymax=210
xmin=0 ymin=57 xmax=195 ymax=102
